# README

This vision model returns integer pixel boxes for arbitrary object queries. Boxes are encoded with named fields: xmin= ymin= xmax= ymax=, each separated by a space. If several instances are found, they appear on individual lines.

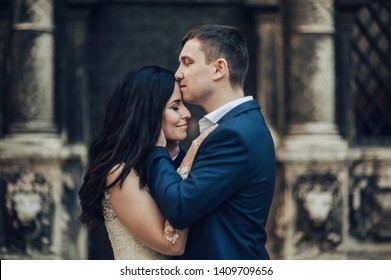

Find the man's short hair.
xmin=182 ymin=24 xmax=249 ymax=89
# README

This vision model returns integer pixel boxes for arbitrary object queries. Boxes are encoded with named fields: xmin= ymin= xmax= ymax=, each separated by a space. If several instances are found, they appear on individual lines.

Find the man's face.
xmin=175 ymin=39 xmax=215 ymax=106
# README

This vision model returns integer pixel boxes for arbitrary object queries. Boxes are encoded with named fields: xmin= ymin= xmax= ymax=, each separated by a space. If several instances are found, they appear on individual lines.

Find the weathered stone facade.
xmin=255 ymin=0 xmax=391 ymax=259
xmin=0 ymin=0 xmax=87 ymax=259
xmin=0 ymin=0 xmax=390 ymax=259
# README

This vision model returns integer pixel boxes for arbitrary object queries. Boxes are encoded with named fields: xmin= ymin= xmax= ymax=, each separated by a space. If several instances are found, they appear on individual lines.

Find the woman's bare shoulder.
xmin=107 ymin=163 xmax=139 ymax=189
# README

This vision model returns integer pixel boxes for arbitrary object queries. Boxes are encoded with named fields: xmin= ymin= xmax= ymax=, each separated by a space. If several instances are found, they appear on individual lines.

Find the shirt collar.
xmin=198 ymin=96 xmax=253 ymax=133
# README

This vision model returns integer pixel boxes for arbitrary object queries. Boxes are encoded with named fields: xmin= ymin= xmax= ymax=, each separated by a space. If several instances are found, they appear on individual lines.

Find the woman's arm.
xmin=107 ymin=166 xmax=188 ymax=256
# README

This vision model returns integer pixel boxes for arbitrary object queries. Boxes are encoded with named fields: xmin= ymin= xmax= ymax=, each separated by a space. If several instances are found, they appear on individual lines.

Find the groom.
xmin=146 ymin=24 xmax=275 ymax=259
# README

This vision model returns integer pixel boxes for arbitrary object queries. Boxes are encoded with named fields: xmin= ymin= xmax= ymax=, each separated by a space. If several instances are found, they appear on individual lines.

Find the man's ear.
xmin=212 ymin=58 xmax=228 ymax=81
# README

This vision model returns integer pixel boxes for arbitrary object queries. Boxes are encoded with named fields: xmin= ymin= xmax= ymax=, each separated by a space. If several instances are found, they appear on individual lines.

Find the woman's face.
xmin=162 ymin=82 xmax=191 ymax=141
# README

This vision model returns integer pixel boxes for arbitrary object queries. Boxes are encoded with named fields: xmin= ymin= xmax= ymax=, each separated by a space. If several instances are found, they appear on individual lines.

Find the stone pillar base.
xmin=0 ymin=134 xmax=87 ymax=259
xmin=280 ymin=137 xmax=348 ymax=160
xmin=273 ymin=132 xmax=349 ymax=259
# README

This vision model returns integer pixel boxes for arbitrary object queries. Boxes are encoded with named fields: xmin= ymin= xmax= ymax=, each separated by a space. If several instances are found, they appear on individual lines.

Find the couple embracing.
xmin=78 ymin=24 xmax=275 ymax=260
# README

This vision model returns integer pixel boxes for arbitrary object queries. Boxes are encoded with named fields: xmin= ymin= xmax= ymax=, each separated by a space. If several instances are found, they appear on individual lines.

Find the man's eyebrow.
xmin=180 ymin=55 xmax=193 ymax=62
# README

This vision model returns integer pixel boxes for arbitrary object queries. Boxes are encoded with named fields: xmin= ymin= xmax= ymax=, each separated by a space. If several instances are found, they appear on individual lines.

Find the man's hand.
xmin=178 ymin=124 xmax=218 ymax=178
xmin=155 ymin=129 xmax=167 ymax=147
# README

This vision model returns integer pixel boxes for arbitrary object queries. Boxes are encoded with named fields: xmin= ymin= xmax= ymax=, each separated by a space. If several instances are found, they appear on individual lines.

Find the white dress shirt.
xmin=198 ymin=96 xmax=253 ymax=133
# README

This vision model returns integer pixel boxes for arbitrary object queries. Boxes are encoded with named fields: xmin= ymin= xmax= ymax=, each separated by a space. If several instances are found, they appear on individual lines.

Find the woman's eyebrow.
xmin=169 ymin=99 xmax=181 ymax=105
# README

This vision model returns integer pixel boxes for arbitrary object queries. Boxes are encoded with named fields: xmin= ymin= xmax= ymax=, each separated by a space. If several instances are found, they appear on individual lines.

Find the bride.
xmin=78 ymin=66 xmax=215 ymax=259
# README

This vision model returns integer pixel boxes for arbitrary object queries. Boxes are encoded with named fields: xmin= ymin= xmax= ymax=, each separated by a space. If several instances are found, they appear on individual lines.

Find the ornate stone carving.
xmin=3 ymin=170 xmax=53 ymax=254
xmin=350 ymin=160 xmax=391 ymax=241
xmin=294 ymin=173 xmax=342 ymax=253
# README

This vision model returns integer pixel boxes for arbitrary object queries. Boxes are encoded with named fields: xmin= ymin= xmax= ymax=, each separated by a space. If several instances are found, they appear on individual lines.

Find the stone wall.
xmin=0 ymin=0 xmax=390 ymax=260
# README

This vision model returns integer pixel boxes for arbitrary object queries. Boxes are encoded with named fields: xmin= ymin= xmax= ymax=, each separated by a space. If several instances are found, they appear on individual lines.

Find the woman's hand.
xmin=178 ymin=124 xmax=218 ymax=178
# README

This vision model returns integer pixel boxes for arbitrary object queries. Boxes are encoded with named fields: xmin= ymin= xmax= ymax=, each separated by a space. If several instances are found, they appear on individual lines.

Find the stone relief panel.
xmin=1 ymin=170 xmax=54 ymax=255
xmin=350 ymin=160 xmax=391 ymax=242
xmin=293 ymin=173 xmax=342 ymax=254
xmin=0 ymin=145 xmax=87 ymax=259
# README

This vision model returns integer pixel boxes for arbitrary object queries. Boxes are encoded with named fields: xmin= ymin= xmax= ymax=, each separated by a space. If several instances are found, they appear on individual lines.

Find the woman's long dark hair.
xmin=78 ymin=66 xmax=176 ymax=227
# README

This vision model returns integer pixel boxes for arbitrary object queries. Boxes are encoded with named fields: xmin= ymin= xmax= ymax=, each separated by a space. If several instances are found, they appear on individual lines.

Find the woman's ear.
xmin=212 ymin=58 xmax=228 ymax=81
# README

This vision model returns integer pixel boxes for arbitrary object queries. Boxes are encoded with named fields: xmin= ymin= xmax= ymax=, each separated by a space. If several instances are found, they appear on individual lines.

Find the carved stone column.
xmin=0 ymin=0 xmax=87 ymax=259
xmin=245 ymin=0 xmax=286 ymax=259
xmin=277 ymin=0 xmax=349 ymax=259
xmin=254 ymin=3 xmax=285 ymax=145
xmin=9 ymin=0 xmax=56 ymax=133
xmin=283 ymin=0 xmax=347 ymax=152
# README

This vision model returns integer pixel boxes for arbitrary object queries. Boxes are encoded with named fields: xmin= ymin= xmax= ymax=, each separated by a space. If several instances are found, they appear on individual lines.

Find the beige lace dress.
xmin=102 ymin=192 xmax=170 ymax=260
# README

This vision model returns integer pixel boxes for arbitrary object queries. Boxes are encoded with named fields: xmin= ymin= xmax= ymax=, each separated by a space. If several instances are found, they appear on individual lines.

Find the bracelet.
xmin=164 ymin=225 xmax=180 ymax=244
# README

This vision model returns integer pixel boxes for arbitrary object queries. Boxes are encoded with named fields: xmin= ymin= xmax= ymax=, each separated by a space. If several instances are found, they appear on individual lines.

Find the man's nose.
xmin=175 ymin=68 xmax=183 ymax=80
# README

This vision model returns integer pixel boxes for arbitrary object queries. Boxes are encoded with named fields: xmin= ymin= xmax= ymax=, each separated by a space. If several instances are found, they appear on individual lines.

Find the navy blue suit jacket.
xmin=146 ymin=100 xmax=275 ymax=259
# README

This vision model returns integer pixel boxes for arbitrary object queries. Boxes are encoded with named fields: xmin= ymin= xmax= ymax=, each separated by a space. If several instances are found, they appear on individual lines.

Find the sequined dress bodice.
xmin=102 ymin=192 xmax=169 ymax=260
